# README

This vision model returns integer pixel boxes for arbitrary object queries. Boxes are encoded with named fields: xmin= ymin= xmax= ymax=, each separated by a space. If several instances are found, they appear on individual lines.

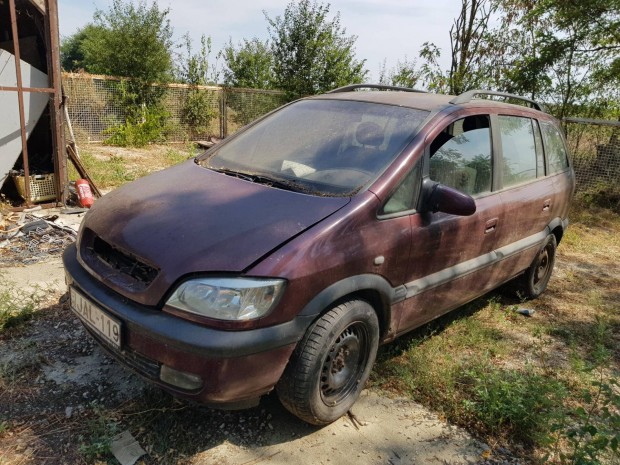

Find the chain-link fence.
xmin=564 ymin=118 xmax=620 ymax=192
xmin=62 ymin=74 xmax=618 ymax=193
xmin=62 ymin=72 xmax=290 ymax=143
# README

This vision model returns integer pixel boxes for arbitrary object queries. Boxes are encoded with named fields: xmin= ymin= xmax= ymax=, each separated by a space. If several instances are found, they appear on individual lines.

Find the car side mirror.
xmin=421 ymin=179 xmax=476 ymax=216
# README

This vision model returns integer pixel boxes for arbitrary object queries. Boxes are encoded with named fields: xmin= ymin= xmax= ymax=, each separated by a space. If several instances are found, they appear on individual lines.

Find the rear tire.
xmin=514 ymin=234 xmax=557 ymax=299
xmin=277 ymin=300 xmax=379 ymax=425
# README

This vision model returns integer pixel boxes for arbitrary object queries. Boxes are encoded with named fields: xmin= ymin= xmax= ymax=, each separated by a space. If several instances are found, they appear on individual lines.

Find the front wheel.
xmin=277 ymin=300 xmax=379 ymax=425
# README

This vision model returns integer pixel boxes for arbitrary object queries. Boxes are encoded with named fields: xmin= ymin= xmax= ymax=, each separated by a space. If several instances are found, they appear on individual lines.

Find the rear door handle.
xmin=485 ymin=218 xmax=498 ymax=234
xmin=543 ymin=199 xmax=551 ymax=212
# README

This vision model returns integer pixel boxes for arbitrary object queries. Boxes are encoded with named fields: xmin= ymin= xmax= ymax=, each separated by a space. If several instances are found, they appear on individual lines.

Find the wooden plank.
xmin=67 ymin=143 xmax=102 ymax=198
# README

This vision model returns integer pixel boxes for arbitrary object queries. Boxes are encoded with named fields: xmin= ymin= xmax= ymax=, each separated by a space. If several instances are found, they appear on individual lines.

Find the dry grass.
xmin=68 ymin=143 xmax=198 ymax=191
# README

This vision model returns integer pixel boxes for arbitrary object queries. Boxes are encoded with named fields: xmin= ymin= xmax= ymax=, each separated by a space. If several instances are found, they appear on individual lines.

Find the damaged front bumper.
xmin=62 ymin=243 xmax=311 ymax=408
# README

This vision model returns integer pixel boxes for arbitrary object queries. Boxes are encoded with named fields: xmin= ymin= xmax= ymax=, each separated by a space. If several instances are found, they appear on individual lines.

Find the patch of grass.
xmin=68 ymin=145 xmax=197 ymax=191
xmin=71 ymin=152 xmax=146 ymax=190
xmin=0 ymin=281 xmax=42 ymax=331
xmin=78 ymin=405 xmax=120 ymax=463
xmin=163 ymin=147 xmax=194 ymax=166
xmin=462 ymin=362 xmax=567 ymax=446
xmin=373 ymin=301 xmax=514 ymax=417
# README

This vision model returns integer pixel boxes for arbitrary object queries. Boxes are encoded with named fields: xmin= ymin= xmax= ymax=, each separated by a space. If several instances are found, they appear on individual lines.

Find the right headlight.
xmin=166 ymin=277 xmax=285 ymax=321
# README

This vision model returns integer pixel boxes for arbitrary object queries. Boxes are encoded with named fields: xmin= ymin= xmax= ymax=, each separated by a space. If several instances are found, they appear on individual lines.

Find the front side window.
xmin=541 ymin=121 xmax=569 ymax=174
xmin=200 ymin=99 xmax=429 ymax=196
xmin=429 ymin=115 xmax=492 ymax=196
xmin=498 ymin=115 xmax=537 ymax=187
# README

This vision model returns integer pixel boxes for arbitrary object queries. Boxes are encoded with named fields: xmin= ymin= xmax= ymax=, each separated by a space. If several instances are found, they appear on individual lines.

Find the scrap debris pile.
xmin=0 ymin=210 xmax=77 ymax=266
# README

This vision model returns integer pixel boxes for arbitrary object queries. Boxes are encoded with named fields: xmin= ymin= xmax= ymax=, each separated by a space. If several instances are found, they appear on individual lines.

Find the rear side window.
xmin=541 ymin=121 xmax=569 ymax=174
xmin=498 ymin=115 xmax=537 ymax=187
xmin=429 ymin=115 xmax=492 ymax=196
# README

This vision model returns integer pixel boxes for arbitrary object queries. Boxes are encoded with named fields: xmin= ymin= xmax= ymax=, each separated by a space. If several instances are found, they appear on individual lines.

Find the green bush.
xmin=182 ymin=89 xmax=216 ymax=138
xmin=104 ymin=105 xmax=170 ymax=147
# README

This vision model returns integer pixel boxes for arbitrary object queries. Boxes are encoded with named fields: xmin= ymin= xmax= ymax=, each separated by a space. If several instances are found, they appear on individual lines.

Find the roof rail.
xmin=449 ymin=90 xmax=546 ymax=112
xmin=327 ymin=84 xmax=426 ymax=94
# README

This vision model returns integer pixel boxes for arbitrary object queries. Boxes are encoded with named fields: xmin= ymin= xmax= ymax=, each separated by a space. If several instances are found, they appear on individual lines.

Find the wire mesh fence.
xmin=62 ymin=73 xmax=618 ymax=194
xmin=564 ymin=118 xmax=620 ymax=192
xmin=62 ymin=72 xmax=290 ymax=143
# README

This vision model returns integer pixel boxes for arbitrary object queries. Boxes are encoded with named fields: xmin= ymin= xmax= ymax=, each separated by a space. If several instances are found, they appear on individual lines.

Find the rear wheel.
xmin=514 ymin=234 xmax=557 ymax=299
xmin=277 ymin=300 xmax=379 ymax=425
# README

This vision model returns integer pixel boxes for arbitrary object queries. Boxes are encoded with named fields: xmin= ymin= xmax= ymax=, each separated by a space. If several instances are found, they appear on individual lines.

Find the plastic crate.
xmin=13 ymin=173 xmax=57 ymax=203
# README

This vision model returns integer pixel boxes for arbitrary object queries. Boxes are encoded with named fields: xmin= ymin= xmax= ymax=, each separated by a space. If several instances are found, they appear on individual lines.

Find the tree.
xmin=177 ymin=33 xmax=217 ymax=138
xmin=265 ymin=0 xmax=367 ymax=97
xmin=77 ymin=0 xmax=174 ymax=110
xmin=378 ymin=58 xmax=422 ymax=89
xmin=221 ymin=38 xmax=275 ymax=89
xmin=60 ymin=24 xmax=105 ymax=72
xmin=60 ymin=0 xmax=176 ymax=145
xmin=419 ymin=0 xmax=496 ymax=94
xmin=177 ymin=33 xmax=215 ymax=86
xmin=486 ymin=0 xmax=620 ymax=118
xmin=82 ymin=0 xmax=174 ymax=82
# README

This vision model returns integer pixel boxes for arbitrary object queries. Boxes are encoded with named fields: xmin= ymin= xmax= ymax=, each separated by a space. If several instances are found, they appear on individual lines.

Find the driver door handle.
xmin=485 ymin=218 xmax=498 ymax=234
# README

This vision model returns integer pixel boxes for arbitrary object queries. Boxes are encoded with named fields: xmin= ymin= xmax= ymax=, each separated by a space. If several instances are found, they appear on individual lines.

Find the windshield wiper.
xmin=209 ymin=167 xmax=306 ymax=193
xmin=247 ymin=174 xmax=307 ymax=193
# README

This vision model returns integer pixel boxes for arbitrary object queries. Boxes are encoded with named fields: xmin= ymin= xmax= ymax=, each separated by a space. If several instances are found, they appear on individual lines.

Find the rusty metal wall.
xmin=62 ymin=73 xmax=289 ymax=143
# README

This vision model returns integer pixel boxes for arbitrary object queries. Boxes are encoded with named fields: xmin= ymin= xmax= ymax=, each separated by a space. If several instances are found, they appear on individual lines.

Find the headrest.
xmin=462 ymin=115 xmax=489 ymax=132
xmin=356 ymin=122 xmax=384 ymax=147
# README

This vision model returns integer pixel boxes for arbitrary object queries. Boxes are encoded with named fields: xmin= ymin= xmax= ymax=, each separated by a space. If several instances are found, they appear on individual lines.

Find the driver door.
xmin=397 ymin=114 xmax=505 ymax=332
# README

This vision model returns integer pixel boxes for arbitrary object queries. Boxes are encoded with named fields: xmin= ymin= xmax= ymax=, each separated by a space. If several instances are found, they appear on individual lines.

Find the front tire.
xmin=277 ymin=299 xmax=379 ymax=425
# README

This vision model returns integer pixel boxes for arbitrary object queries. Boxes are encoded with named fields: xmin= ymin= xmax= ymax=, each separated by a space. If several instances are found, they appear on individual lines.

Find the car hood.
xmin=78 ymin=160 xmax=349 ymax=305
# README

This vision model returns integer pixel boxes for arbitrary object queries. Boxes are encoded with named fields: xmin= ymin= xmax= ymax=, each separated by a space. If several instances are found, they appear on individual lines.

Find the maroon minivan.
xmin=64 ymin=85 xmax=574 ymax=425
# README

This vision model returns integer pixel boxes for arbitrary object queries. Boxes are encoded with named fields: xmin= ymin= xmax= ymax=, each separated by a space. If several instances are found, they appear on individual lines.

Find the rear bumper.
xmin=63 ymin=244 xmax=310 ymax=405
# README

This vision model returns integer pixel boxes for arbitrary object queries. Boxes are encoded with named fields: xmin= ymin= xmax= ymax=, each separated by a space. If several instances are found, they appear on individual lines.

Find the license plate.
xmin=70 ymin=287 xmax=122 ymax=348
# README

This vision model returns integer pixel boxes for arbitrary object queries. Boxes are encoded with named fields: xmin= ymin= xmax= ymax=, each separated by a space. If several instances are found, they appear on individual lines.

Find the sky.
xmin=57 ymin=0 xmax=459 ymax=82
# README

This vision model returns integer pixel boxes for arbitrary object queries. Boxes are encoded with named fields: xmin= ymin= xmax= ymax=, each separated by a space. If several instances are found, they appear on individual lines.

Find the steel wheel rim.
xmin=320 ymin=322 xmax=370 ymax=406
xmin=534 ymin=245 xmax=552 ymax=288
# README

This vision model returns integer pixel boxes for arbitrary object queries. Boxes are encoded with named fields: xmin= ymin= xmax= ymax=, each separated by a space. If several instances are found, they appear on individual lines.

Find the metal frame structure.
xmin=0 ymin=0 xmax=66 ymax=207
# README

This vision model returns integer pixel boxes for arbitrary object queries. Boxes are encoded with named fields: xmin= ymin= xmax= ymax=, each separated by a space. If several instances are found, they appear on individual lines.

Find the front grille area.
xmin=80 ymin=229 xmax=159 ymax=291
xmin=92 ymin=236 xmax=159 ymax=285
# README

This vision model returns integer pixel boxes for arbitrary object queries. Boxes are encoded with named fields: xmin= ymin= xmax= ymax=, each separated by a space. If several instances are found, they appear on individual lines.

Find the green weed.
xmin=78 ymin=405 xmax=120 ymax=463
xmin=164 ymin=148 xmax=193 ymax=165
xmin=105 ymin=105 xmax=171 ymax=148
xmin=74 ymin=153 xmax=141 ymax=189
xmin=462 ymin=363 xmax=567 ymax=446
xmin=0 ymin=282 xmax=42 ymax=331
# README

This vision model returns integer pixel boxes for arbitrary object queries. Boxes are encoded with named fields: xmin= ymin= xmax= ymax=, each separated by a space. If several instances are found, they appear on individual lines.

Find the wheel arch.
xmin=298 ymin=274 xmax=395 ymax=341
xmin=547 ymin=217 xmax=568 ymax=245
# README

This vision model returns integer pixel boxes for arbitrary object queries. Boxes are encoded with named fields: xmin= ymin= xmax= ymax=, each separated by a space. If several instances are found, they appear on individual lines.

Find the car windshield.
xmin=199 ymin=99 xmax=429 ymax=196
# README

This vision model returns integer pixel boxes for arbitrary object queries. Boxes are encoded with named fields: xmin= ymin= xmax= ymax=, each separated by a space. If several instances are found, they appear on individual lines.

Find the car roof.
xmin=311 ymin=91 xmax=454 ymax=111
xmin=310 ymin=88 xmax=548 ymax=116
